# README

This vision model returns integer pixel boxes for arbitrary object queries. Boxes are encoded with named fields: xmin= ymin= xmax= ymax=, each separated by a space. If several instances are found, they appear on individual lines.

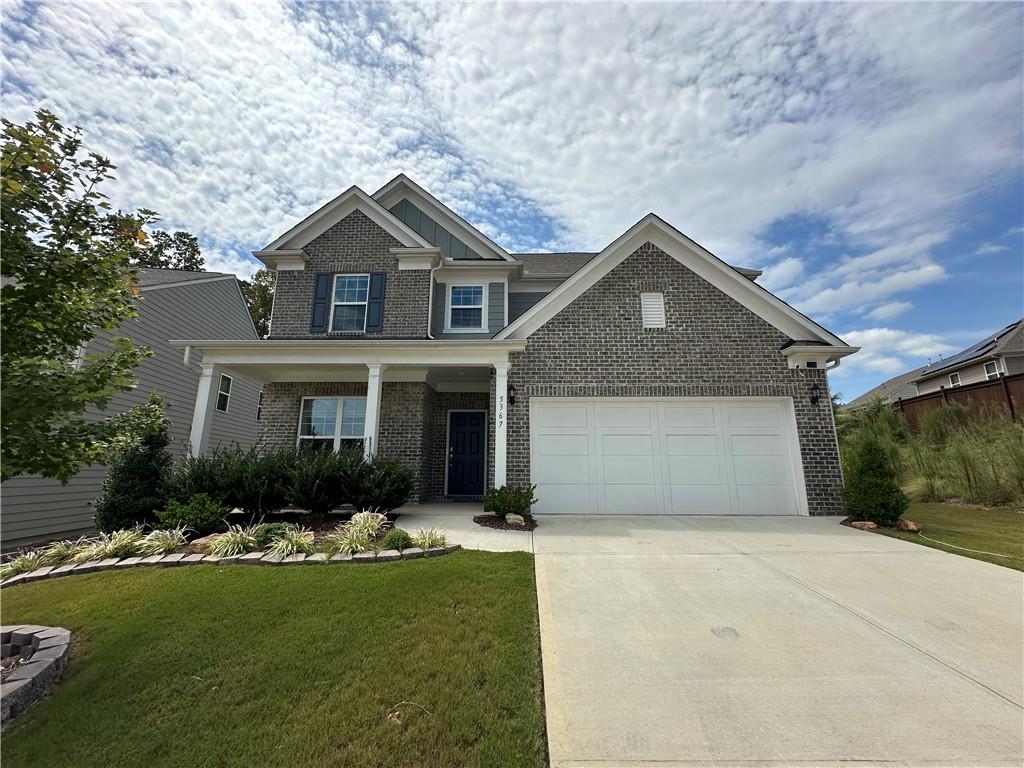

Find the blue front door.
xmin=447 ymin=411 xmax=485 ymax=495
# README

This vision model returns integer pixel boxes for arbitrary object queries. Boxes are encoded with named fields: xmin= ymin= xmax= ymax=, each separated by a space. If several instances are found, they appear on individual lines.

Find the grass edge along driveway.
xmin=2 ymin=551 xmax=547 ymax=768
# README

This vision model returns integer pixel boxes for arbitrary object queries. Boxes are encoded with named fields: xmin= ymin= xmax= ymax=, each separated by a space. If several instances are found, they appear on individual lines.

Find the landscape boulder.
xmin=897 ymin=519 xmax=921 ymax=533
xmin=505 ymin=513 xmax=527 ymax=527
xmin=850 ymin=521 xmax=878 ymax=530
xmin=188 ymin=534 xmax=220 ymax=554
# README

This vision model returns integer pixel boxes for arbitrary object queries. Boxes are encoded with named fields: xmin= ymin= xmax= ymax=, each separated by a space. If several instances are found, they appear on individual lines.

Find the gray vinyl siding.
xmin=2 ymin=277 xmax=261 ymax=550
xmin=508 ymin=292 xmax=548 ymax=323
xmin=888 ymin=381 xmax=919 ymax=402
xmin=431 ymin=282 xmax=505 ymax=339
xmin=916 ymin=359 xmax=1000 ymax=394
xmin=1002 ymin=355 xmax=1024 ymax=375
xmin=388 ymin=198 xmax=483 ymax=260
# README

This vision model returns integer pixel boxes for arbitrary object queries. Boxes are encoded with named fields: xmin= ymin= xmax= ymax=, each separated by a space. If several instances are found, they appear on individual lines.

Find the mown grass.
xmin=1 ymin=552 xmax=547 ymax=768
xmin=872 ymin=502 xmax=1024 ymax=571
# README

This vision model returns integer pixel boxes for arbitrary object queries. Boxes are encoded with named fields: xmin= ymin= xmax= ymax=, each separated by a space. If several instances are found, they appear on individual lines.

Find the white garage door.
xmin=530 ymin=398 xmax=805 ymax=515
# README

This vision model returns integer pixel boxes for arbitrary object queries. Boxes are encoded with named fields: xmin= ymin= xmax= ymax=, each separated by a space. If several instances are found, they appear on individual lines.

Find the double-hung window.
xmin=297 ymin=397 xmax=366 ymax=451
xmin=216 ymin=374 xmax=232 ymax=412
xmin=948 ymin=372 xmax=961 ymax=388
xmin=984 ymin=361 xmax=999 ymax=380
xmin=331 ymin=274 xmax=369 ymax=332
xmin=447 ymin=285 xmax=485 ymax=331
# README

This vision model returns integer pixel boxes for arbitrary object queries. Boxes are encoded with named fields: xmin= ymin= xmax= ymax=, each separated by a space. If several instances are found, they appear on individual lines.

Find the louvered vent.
xmin=640 ymin=292 xmax=666 ymax=329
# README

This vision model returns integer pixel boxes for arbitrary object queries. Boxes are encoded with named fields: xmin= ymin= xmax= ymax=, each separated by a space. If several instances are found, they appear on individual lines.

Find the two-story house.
xmin=177 ymin=175 xmax=857 ymax=516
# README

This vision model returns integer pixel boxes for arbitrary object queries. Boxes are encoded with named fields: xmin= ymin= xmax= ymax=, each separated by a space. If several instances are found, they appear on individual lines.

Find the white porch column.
xmin=189 ymin=364 xmax=221 ymax=456
xmin=493 ymin=362 xmax=509 ymax=487
xmin=363 ymin=363 xmax=385 ymax=459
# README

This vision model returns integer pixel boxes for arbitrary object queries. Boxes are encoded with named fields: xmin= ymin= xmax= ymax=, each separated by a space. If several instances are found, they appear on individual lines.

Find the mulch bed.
xmin=472 ymin=514 xmax=537 ymax=532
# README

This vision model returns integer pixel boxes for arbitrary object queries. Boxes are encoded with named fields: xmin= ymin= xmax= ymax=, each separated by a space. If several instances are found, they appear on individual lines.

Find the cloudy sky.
xmin=3 ymin=1 xmax=1022 ymax=400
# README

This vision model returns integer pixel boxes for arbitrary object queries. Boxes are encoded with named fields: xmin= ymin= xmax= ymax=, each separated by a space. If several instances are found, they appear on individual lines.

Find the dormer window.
xmin=447 ymin=285 xmax=486 ymax=331
xmin=332 ymin=274 xmax=369 ymax=332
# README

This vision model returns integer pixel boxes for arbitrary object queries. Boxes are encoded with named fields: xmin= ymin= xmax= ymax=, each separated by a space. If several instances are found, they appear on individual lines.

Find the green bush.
xmin=483 ymin=484 xmax=537 ymax=518
xmin=170 ymin=447 xmax=294 ymax=519
xmin=286 ymin=447 xmax=348 ymax=518
xmin=94 ymin=419 xmax=173 ymax=532
xmin=157 ymin=493 xmax=228 ymax=536
xmin=379 ymin=527 xmax=413 ymax=551
xmin=842 ymin=436 xmax=909 ymax=526
xmin=347 ymin=457 xmax=415 ymax=513
xmin=251 ymin=522 xmax=296 ymax=548
xmin=169 ymin=448 xmax=246 ymax=508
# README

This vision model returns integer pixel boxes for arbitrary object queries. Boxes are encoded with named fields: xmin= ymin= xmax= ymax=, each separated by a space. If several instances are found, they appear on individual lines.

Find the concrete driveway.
xmin=533 ymin=515 xmax=1024 ymax=768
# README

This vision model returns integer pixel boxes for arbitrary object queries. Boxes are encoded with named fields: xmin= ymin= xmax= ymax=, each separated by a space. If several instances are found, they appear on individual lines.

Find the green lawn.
xmin=873 ymin=502 xmax=1024 ymax=571
xmin=1 ymin=552 xmax=547 ymax=768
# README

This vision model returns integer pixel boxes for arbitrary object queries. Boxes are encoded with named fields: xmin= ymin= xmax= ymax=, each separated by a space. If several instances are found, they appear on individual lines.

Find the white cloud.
xmin=831 ymin=327 xmax=957 ymax=377
xmin=866 ymin=301 xmax=913 ymax=322
xmin=975 ymin=242 xmax=1009 ymax=255
xmin=0 ymin=0 xmax=1020 ymax=314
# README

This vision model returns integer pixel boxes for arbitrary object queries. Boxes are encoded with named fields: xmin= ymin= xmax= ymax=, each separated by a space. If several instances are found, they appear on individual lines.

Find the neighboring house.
xmin=178 ymin=175 xmax=857 ymax=516
xmin=842 ymin=366 xmax=927 ymax=411
xmin=1 ymin=269 xmax=262 ymax=550
xmin=913 ymin=320 xmax=1023 ymax=394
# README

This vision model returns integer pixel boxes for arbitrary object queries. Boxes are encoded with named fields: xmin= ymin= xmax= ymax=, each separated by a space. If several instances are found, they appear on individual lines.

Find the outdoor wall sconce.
xmin=508 ymin=385 xmax=518 ymax=405
xmin=809 ymin=382 xmax=822 ymax=406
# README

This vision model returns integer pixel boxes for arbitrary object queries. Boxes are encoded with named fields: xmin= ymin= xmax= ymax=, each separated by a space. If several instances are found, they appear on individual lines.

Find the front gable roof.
xmin=258 ymin=186 xmax=431 ymax=259
xmin=373 ymin=174 xmax=516 ymax=262
xmin=496 ymin=213 xmax=850 ymax=351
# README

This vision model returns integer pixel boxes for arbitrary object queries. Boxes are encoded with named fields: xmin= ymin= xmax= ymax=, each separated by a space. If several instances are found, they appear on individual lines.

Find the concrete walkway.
xmin=398 ymin=507 xmax=1024 ymax=767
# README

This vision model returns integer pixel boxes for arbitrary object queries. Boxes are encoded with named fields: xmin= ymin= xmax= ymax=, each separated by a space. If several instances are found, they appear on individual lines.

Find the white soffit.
xmin=262 ymin=186 xmax=430 ymax=252
xmin=372 ymin=174 xmax=516 ymax=262
xmin=496 ymin=213 xmax=848 ymax=348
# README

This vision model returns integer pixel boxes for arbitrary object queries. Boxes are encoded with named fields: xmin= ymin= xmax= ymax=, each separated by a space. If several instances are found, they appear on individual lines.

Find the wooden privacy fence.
xmin=895 ymin=373 xmax=1024 ymax=430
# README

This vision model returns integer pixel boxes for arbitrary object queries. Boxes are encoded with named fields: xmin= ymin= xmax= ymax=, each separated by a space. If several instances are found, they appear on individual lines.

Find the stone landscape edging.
xmin=0 ymin=544 xmax=462 ymax=589
xmin=1 ymin=624 xmax=71 ymax=728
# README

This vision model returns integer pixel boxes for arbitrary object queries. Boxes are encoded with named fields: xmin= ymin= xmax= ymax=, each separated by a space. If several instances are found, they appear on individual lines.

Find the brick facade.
xmin=270 ymin=210 xmax=429 ymax=339
xmin=501 ymin=242 xmax=844 ymax=516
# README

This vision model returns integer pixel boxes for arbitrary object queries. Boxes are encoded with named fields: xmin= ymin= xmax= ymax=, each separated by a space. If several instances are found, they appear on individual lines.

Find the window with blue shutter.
xmin=365 ymin=272 xmax=386 ymax=333
xmin=310 ymin=273 xmax=332 ymax=333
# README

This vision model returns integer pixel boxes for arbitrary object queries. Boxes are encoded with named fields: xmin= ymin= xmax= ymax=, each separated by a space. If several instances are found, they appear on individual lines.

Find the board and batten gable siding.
xmin=269 ymin=209 xmax=429 ymax=339
xmin=492 ymin=241 xmax=845 ymax=516
xmin=431 ymin=282 xmax=506 ymax=338
xmin=508 ymin=292 xmax=548 ymax=323
xmin=388 ymin=198 xmax=483 ymax=261
xmin=1 ymin=277 xmax=261 ymax=550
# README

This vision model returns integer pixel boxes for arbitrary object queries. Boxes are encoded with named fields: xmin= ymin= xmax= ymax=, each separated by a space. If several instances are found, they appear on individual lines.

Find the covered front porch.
xmin=172 ymin=339 xmax=525 ymax=501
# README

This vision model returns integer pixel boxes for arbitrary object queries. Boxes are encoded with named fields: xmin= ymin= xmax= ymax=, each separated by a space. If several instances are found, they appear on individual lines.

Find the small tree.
xmin=1 ymin=109 xmax=163 ymax=482
xmin=93 ymin=394 xmax=172 ymax=531
xmin=842 ymin=436 xmax=909 ymax=527
xmin=239 ymin=268 xmax=275 ymax=337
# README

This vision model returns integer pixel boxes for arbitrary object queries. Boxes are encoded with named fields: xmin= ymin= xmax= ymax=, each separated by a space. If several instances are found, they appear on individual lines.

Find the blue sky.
xmin=2 ymin=1 xmax=1021 ymax=401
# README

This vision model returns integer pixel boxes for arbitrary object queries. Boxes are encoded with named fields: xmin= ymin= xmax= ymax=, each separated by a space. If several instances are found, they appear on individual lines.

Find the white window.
xmin=447 ymin=284 xmax=486 ymax=331
xmin=640 ymin=292 xmax=666 ymax=329
xmin=297 ymin=397 xmax=366 ymax=451
xmin=331 ymin=274 xmax=369 ymax=332
xmin=216 ymin=374 xmax=232 ymax=412
xmin=984 ymin=361 xmax=999 ymax=380
xmin=948 ymin=372 xmax=961 ymax=388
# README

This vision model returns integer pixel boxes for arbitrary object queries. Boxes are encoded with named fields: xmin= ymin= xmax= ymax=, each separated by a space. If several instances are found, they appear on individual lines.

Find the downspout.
xmin=425 ymin=258 xmax=443 ymax=339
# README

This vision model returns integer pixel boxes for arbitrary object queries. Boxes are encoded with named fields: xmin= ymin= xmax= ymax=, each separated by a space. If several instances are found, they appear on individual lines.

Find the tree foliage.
xmin=239 ymin=268 xmax=275 ymax=337
xmin=1 ymin=109 xmax=163 ymax=482
xmin=842 ymin=435 xmax=909 ymax=527
xmin=134 ymin=229 xmax=204 ymax=271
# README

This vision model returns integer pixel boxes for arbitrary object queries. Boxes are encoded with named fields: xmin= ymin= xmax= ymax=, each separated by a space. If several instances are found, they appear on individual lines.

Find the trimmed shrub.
xmin=347 ymin=457 xmax=415 ymax=513
xmin=94 ymin=419 xmax=172 ymax=532
xmin=168 ymin=448 xmax=246 ymax=508
xmin=286 ymin=448 xmax=347 ymax=518
xmin=379 ymin=527 xmax=413 ymax=552
xmin=157 ymin=493 xmax=228 ymax=536
xmin=235 ymin=448 xmax=294 ymax=518
xmin=842 ymin=436 xmax=909 ymax=527
xmin=483 ymin=484 xmax=537 ymax=518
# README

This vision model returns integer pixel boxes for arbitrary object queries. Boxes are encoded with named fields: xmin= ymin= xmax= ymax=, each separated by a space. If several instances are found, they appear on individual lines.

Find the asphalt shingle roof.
xmin=135 ymin=268 xmax=234 ymax=288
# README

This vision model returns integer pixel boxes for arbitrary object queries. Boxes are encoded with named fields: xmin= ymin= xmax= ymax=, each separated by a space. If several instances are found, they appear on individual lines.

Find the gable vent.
xmin=640 ymin=292 xmax=666 ymax=329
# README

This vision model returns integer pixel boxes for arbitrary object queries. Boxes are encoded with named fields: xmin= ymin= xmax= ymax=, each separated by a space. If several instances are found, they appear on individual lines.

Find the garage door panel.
xmin=535 ymin=433 xmax=590 ymax=456
xmin=601 ymin=433 xmax=654 ymax=456
xmin=603 ymin=484 xmax=659 ymax=513
xmin=665 ymin=433 xmax=719 ymax=456
xmin=663 ymin=405 xmax=716 ymax=428
xmin=603 ymin=455 xmax=657 ymax=484
xmin=735 ymin=484 xmax=796 ymax=515
xmin=667 ymin=484 xmax=732 ymax=514
xmin=534 ymin=484 xmax=593 ymax=514
xmin=599 ymin=406 xmax=652 ymax=428
xmin=732 ymin=454 xmax=791 ymax=485
xmin=730 ymin=433 xmax=787 ymax=456
xmin=667 ymin=455 xmax=724 ymax=484
xmin=726 ymin=405 xmax=782 ymax=428
xmin=534 ymin=454 xmax=591 ymax=484
xmin=534 ymin=405 xmax=590 ymax=428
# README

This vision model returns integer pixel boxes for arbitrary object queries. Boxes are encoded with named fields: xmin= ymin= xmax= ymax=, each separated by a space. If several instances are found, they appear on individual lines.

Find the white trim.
xmin=372 ymin=174 xmax=516 ymax=262
xmin=263 ymin=186 xmax=430 ymax=252
xmin=296 ymin=395 xmax=368 ymax=452
xmin=444 ymin=409 xmax=488 ymax=496
xmin=393 ymin=248 xmax=442 ymax=271
xmin=445 ymin=283 xmax=487 ymax=332
xmin=784 ymin=345 xmax=859 ymax=370
xmin=189 ymin=364 xmax=220 ymax=456
xmin=527 ymin=395 xmax=808 ymax=516
xmin=494 ymin=362 xmax=509 ymax=487
xmin=496 ymin=214 xmax=849 ymax=352
xmin=331 ymin=273 xmax=370 ymax=333
xmin=215 ymin=373 xmax=233 ymax=413
xmin=251 ymin=250 xmax=307 ymax=272
xmin=948 ymin=372 xmax=961 ymax=387
xmin=984 ymin=360 xmax=999 ymax=380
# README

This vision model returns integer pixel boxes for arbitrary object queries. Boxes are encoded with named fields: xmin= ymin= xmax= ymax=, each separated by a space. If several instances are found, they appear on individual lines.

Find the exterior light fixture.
xmin=809 ymin=382 xmax=822 ymax=406
xmin=508 ymin=385 xmax=518 ymax=405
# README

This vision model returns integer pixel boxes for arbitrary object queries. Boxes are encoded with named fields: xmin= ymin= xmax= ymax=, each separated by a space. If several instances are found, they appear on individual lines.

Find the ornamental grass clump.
xmin=348 ymin=511 xmax=388 ymax=539
xmin=138 ymin=527 xmax=188 ymax=556
xmin=73 ymin=528 xmax=145 ymax=562
xmin=411 ymin=528 xmax=447 ymax=550
xmin=322 ymin=524 xmax=371 ymax=556
xmin=266 ymin=526 xmax=315 ymax=557
xmin=38 ymin=537 xmax=92 ymax=566
xmin=208 ymin=525 xmax=260 ymax=557
xmin=0 ymin=550 xmax=44 ymax=579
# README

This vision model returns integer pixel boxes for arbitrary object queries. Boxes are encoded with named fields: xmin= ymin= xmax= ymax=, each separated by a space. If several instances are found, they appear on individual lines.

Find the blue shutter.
xmin=310 ymin=273 xmax=332 ymax=333
xmin=365 ymin=273 xmax=386 ymax=333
